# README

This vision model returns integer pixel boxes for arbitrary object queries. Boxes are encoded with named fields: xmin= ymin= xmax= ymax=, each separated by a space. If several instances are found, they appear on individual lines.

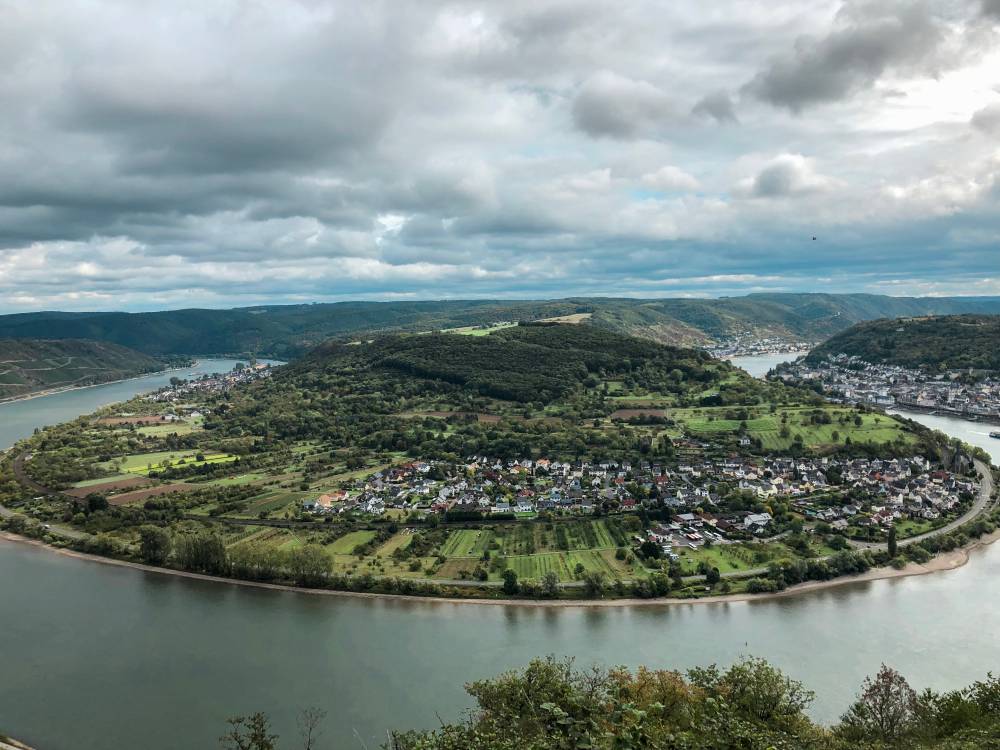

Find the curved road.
xmin=1 ymin=450 xmax=87 ymax=541
xmin=850 ymin=459 xmax=996 ymax=552
xmin=3 ymin=449 xmax=996 ymax=586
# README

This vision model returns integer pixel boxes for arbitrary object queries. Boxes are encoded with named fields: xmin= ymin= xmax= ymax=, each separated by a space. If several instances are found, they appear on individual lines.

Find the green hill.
xmin=211 ymin=323 xmax=805 ymax=459
xmin=2 ymin=294 xmax=1000 ymax=358
xmin=0 ymin=339 xmax=168 ymax=400
xmin=207 ymin=324 xmax=925 ymax=463
xmin=300 ymin=323 xmax=729 ymax=404
xmin=806 ymin=315 xmax=1000 ymax=370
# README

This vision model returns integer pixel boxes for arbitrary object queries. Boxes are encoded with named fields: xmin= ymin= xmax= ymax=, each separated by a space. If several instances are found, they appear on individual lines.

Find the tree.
xmin=540 ymin=570 xmax=559 ymax=598
xmin=887 ymin=525 xmax=898 ymax=559
xmin=501 ymin=569 xmax=519 ymax=595
xmin=86 ymin=493 xmax=109 ymax=513
xmin=138 ymin=525 xmax=172 ymax=565
xmin=297 ymin=707 xmax=326 ymax=750
xmin=176 ymin=533 xmax=228 ymax=575
xmin=838 ymin=664 xmax=917 ymax=745
xmin=287 ymin=545 xmax=331 ymax=587
xmin=639 ymin=540 xmax=662 ymax=560
xmin=582 ymin=571 xmax=605 ymax=597
xmin=220 ymin=713 xmax=277 ymax=750
xmin=705 ymin=567 xmax=721 ymax=586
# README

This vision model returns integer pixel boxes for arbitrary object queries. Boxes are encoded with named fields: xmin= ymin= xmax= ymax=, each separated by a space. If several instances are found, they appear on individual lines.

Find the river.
xmin=727 ymin=351 xmax=806 ymax=378
xmin=0 ymin=359 xmax=278 ymax=449
xmin=1 ymin=354 xmax=999 ymax=750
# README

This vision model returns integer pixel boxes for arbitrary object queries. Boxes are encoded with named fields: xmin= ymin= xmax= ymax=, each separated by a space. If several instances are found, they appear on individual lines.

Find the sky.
xmin=1 ymin=0 xmax=999 ymax=313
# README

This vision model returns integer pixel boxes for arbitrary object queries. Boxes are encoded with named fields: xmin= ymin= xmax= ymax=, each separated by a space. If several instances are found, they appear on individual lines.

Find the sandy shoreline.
xmin=3 ymin=527 xmax=998 ymax=609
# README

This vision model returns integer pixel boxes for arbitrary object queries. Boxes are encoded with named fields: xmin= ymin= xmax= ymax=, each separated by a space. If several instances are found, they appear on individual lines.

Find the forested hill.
xmin=2 ymin=294 xmax=1000 ymax=358
xmin=0 ymin=339 xmax=169 ymax=400
xmin=296 ymin=323 xmax=736 ymax=404
xmin=806 ymin=315 xmax=1000 ymax=370
xmin=211 ymin=323 xmax=798 ymax=454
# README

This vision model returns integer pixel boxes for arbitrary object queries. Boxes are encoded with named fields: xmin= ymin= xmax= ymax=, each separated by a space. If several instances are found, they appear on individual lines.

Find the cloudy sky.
xmin=2 ymin=0 xmax=999 ymax=312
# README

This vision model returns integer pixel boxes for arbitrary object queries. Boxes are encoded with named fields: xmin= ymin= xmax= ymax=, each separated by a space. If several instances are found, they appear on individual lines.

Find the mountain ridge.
xmin=3 ymin=294 xmax=1000 ymax=358
xmin=0 ymin=339 xmax=170 ymax=400
xmin=806 ymin=314 xmax=1000 ymax=371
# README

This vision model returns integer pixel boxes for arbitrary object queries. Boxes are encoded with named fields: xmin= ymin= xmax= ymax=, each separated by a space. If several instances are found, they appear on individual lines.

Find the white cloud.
xmin=640 ymin=166 xmax=700 ymax=192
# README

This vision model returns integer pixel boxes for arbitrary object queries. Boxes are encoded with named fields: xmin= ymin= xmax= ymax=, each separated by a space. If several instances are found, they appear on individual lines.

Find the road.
xmin=2 ymin=448 xmax=996 ymax=588
xmin=851 ymin=458 xmax=996 ymax=552
xmin=2 ymin=451 xmax=88 ymax=541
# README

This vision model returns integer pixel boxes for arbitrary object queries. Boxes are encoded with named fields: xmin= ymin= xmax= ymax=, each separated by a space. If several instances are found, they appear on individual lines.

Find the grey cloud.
xmin=692 ymin=91 xmax=738 ymax=123
xmin=983 ymin=0 xmax=1000 ymax=18
xmin=571 ymin=71 xmax=674 ymax=138
xmin=740 ymin=155 xmax=834 ymax=198
xmin=1 ymin=1 xmax=999 ymax=311
xmin=972 ymin=103 xmax=1000 ymax=134
xmin=744 ymin=2 xmax=946 ymax=112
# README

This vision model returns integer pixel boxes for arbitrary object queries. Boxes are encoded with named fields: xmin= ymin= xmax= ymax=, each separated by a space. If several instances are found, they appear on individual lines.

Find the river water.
xmin=0 ymin=359 xmax=276 ymax=450
xmin=727 ymin=352 xmax=806 ymax=378
xmin=1 ymin=354 xmax=999 ymax=750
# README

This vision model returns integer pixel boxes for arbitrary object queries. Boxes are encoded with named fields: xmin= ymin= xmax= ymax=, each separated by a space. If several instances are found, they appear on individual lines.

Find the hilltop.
xmin=806 ymin=315 xmax=1000 ymax=371
xmin=0 ymin=339 xmax=172 ymax=401
xmin=295 ymin=323 xmax=736 ymax=405
xmin=2 ymin=294 xmax=1000 ymax=358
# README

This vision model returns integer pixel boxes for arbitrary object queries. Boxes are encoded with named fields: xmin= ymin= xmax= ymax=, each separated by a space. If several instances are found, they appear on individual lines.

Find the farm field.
xmin=72 ymin=473 xmax=134 ymax=488
xmin=327 ymin=530 xmax=377 ymax=555
xmin=439 ymin=528 xmax=492 ymax=557
xmin=202 ymin=517 xmax=813 ymax=585
xmin=201 ymin=472 xmax=267 ymax=487
xmin=97 ymin=450 xmax=238 ymax=476
xmin=669 ymin=405 xmax=914 ymax=451
xmin=135 ymin=421 xmax=201 ymax=437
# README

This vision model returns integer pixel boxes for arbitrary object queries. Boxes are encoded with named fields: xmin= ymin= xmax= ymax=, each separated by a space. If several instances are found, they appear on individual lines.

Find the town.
xmin=303 ymin=453 xmax=976 ymax=549
xmin=148 ymin=361 xmax=275 ymax=403
xmin=707 ymin=333 xmax=814 ymax=358
xmin=775 ymin=354 xmax=1000 ymax=420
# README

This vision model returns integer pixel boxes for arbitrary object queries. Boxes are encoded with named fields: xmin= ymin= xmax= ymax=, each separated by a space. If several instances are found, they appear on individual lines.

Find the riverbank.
xmin=4 ymin=526 xmax=998 ymax=609
xmin=0 ymin=735 xmax=36 ymax=750
xmin=0 ymin=363 xmax=197 ymax=406
xmin=893 ymin=405 xmax=1000 ymax=428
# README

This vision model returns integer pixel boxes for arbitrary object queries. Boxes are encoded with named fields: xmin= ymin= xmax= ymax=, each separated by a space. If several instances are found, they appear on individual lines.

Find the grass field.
xmin=203 ymin=515 xmax=825 ymax=586
xmin=135 ymin=422 xmax=200 ymax=437
xmin=202 ymin=472 xmax=267 ymax=487
xmin=327 ymin=530 xmax=377 ymax=555
xmin=72 ymin=473 xmax=134 ymax=488
xmin=439 ymin=529 xmax=492 ymax=557
xmin=441 ymin=322 xmax=518 ymax=336
xmin=99 ymin=450 xmax=239 ymax=476
xmin=671 ymin=405 xmax=914 ymax=451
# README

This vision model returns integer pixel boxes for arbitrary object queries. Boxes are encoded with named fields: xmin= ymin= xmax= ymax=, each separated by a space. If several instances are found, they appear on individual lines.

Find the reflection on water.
xmin=3 ymin=534 xmax=1000 ymax=750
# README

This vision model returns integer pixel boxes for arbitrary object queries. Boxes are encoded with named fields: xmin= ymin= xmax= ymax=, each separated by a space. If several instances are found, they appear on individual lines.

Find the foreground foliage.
xmin=221 ymin=658 xmax=1000 ymax=750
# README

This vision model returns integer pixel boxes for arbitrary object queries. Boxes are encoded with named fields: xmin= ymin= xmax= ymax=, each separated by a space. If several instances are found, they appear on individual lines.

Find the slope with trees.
xmin=807 ymin=315 xmax=1000 ymax=371
xmin=2 ymin=294 xmax=1000 ymax=358
xmin=0 ymin=338 xmax=176 ymax=400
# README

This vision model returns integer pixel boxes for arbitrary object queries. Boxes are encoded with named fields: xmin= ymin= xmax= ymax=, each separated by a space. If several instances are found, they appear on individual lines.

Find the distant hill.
xmin=2 ymin=294 xmax=1000 ymax=358
xmin=806 ymin=315 xmax=1000 ymax=371
xmin=0 ymin=339 xmax=168 ymax=400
